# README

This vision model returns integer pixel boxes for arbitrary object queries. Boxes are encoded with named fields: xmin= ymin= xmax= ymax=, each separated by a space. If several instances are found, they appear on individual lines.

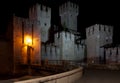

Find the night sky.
xmin=0 ymin=0 xmax=120 ymax=44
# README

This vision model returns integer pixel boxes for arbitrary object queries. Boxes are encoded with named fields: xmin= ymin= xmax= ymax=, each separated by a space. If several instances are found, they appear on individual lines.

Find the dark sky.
xmin=0 ymin=0 xmax=120 ymax=44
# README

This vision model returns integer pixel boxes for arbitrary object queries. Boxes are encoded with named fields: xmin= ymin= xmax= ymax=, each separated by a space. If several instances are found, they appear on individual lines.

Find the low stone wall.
xmin=87 ymin=64 xmax=120 ymax=70
xmin=14 ymin=67 xmax=83 ymax=83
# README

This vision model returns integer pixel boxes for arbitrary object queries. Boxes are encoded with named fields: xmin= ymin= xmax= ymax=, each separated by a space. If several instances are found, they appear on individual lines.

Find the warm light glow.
xmin=24 ymin=36 xmax=32 ymax=46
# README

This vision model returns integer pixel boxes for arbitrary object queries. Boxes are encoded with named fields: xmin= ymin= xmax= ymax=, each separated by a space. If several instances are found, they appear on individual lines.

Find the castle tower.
xmin=54 ymin=31 xmax=75 ymax=60
xmin=59 ymin=1 xmax=79 ymax=31
xmin=29 ymin=4 xmax=51 ymax=42
xmin=86 ymin=24 xmax=113 ymax=64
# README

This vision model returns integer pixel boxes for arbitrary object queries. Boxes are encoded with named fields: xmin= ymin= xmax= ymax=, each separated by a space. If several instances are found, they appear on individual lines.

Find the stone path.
xmin=77 ymin=69 xmax=120 ymax=83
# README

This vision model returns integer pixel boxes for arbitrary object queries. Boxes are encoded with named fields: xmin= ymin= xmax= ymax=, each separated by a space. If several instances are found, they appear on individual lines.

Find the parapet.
xmin=55 ymin=31 xmax=75 ymax=40
xmin=75 ymin=43 xmax=85 ymax=50
xmin=86 ymin=24 xmax=113 ymax=37
xmin=59 ymin=1 xmax=79 ymax=16
xmin=38 ymin=4 xmax=51 ymax=15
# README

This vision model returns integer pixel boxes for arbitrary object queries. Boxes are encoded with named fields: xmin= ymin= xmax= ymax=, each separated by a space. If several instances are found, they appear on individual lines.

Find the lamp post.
xmin=25 ymin=36 xmax=32 ymax=75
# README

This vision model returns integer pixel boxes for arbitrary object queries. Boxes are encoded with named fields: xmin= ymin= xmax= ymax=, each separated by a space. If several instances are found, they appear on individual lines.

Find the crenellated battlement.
xmin=38 ymin=4 xmax=51 ymax=17
xmin=86 ymin=24 xmax=113 ymax=37
xmin=41 ymin=43 xmax=60 ymax=60
xmin=29 ymin=3 xmax=51 ymax=20
xmin=29 ymin=3 xmax=51 ymax=42
xmin=55 ymin=31 xmax=74 ymax=41
xmin=75 ymin=44 xmax=85 ymax=50
xmin=59 ymin=1 xmax=79 ymax=16
xmin=105 ymin=47 xmax=120 ymax=63
xmin=29 ymin=5 xmax=37 ymax=20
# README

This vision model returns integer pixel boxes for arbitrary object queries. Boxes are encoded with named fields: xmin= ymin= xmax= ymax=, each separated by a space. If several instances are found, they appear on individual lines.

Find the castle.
xmin=27 ymin=1 xmax=120 ymax=64
xmin=38 ymin=1 xmax=85 ymax=62
xmin=0 ymin=1 xmax=120 ymax=75
xmin=0 ymin=1 xmax=85 ymax=75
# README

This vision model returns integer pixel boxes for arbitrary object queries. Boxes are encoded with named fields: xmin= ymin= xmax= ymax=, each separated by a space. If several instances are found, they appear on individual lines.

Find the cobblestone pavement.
xmin=77 ymin=69 xmax=120 ymax=83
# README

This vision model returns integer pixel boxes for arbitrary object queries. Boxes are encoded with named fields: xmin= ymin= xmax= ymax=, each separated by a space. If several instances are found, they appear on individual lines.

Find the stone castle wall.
xmin=74 ymin=44 xmax=85 ymax=61
xmin=29 ymin=4 xmax=51 ymax=42
xmin=13 ymin=15 xmax=41 ymax=67
xmin=86 ymin=24 xmax=113 ymax=63
xmin=105 ymin=47 xmax=120 ymax=64
xmin=41 ymin=44 xmax=60 ymax=61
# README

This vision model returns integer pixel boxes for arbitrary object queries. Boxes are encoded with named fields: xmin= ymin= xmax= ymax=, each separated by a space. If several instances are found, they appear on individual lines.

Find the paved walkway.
xmin=78 ymin=69 xmax=120 ymax=83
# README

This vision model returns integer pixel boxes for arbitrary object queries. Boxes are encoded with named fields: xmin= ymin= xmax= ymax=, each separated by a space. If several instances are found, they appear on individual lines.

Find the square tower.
xmin=86 ymin=24 xmax=113 ymax=64
xmin=29 ymin=4 xmax=51 ymax=43
xmin=59 ymin=1 xmax=79 ymax=31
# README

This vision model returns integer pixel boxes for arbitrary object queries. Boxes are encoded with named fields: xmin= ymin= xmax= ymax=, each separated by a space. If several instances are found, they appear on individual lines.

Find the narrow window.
xmin=44 ymin=23 xmax=47 ymax=26
xmin=22 ymin=22 xmax=24 ymax=44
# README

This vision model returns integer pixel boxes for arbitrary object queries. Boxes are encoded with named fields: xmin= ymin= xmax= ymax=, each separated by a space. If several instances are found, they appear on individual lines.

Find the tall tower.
xmin=86 ymin=24 xmax=113 ymax=64
xmin=59 ymin=1 xmax=79 ymax=31
xmin=29 ymin=4 xmax=51 ymax=42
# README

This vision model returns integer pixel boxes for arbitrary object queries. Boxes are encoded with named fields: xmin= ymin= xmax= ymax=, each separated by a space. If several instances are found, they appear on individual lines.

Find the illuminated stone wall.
xmin=12 ymin=15 xmax=41 ymax=73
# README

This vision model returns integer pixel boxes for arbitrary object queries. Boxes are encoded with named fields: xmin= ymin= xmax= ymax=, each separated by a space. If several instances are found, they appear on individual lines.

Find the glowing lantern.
xmin=24 ymin=36 xmax=32 ymax=46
